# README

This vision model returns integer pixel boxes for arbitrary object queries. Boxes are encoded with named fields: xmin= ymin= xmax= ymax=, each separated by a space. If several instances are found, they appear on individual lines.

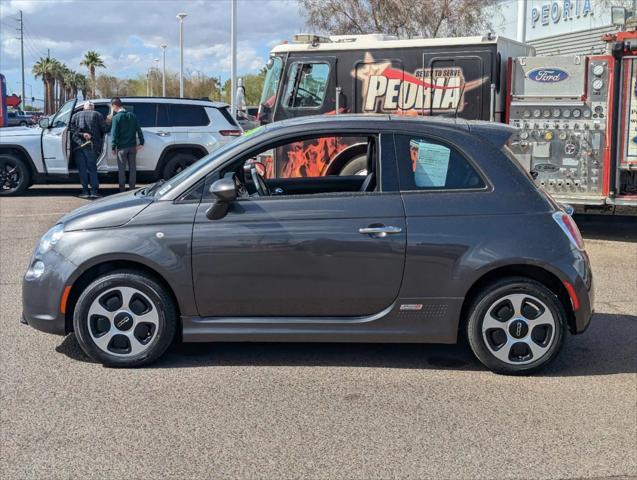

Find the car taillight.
xmin=552 ymin=211 xmax=584 ymax=250
xmin=219 ymin=130 xmax=242 ymax=136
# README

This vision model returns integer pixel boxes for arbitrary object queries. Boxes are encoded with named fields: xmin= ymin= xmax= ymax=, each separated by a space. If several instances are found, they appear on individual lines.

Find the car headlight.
xmin=37 ymin=224 xmax=64 ymax=255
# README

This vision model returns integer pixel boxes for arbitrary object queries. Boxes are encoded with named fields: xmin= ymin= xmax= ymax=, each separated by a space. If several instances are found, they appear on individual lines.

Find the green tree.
xmin=54 ymin=62 xmax=70 ymax=108
xmin=221 ymin=70 xmax=266 ymax=106
xmin=80 ymin=50 xmax=106 ymax=98
xmin=299 ymin=0 xmax=498 ymax=38
xmin=74 ymin=73 xmax=89 ymax=99
xmin=32 ymin=57 xmax=57 ymax=114
xmin=63 ymin=69 xmax=77 ymax=101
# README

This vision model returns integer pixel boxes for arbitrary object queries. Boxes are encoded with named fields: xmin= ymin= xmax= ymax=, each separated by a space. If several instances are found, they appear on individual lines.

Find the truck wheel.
xmin=19 ymin=121 xmax=27 ymax=127
xmin=0 ymin=154 xmax=31 ymax=196
xmin=466 ymin=277 xmax=566 ymax=375
xmin=339 ymin=155 xmax=367 ymax=176
xmin=162 ymin=153 xmax=198 ymax=180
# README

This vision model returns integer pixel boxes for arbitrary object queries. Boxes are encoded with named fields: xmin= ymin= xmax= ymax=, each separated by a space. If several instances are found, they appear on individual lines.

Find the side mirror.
xmin=38 ymin=117 xmax=49 ymax=129
xmin=206 ymin=177 xmax=237 ymax=220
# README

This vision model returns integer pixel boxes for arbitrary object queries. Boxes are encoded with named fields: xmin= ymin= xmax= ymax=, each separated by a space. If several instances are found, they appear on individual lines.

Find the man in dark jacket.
xmin=110 ymin=97 xmax=144 ymax=191
xmin=70 ymin=101 xmax=107 ymax=198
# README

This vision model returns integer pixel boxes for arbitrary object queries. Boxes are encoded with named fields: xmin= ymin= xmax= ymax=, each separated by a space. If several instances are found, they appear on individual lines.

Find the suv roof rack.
xmin=108 ymin=96 xmax=220 ymax=102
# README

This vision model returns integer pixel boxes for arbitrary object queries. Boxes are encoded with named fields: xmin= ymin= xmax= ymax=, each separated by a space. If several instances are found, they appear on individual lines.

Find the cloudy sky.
xmin=0 ymin=0 xmax=304 ymax=105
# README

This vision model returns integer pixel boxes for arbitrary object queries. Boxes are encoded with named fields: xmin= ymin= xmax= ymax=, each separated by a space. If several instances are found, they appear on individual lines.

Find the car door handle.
xmin=155 ymin=131 xmax=171 ymax=137
xmin=358 ymin=225 xmax=403 ymax=237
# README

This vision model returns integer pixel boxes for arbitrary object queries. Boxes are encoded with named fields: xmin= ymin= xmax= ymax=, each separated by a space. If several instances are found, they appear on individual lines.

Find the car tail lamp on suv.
xmin=217 ymin=106 xmax=243 ymax=136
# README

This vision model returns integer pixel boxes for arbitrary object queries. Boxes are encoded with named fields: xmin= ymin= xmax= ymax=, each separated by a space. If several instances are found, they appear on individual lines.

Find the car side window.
xmin=395 ymin=134 xmax=485 ymax=191
xmin=283 ymin=62 xmax=330 ymax=109
xmin=170 ymin=105 xmax=209 ymax=127
xmin=95 ymin=105 xmax=110 ymax=119
xmin=123 ymin=103 xmax=157 ymax=128
xmin=157 ymin=104 xmax=170 ymax=127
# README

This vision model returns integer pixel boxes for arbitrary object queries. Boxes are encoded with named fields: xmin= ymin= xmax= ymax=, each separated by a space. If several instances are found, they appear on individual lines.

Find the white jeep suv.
xmin=0 ymin=97 xmax=242 ymax=195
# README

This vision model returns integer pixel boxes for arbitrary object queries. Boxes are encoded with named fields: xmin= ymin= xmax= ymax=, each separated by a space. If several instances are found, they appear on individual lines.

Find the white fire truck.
xmin=256 ymin=31 xmax=637 ymax=210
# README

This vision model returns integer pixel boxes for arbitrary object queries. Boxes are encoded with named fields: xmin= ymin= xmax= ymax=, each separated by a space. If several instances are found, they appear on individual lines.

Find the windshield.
xmin=153 ymin=129 xmax=268 ymax=198
xmin=258 ymin=56 xmax=283 ymax=124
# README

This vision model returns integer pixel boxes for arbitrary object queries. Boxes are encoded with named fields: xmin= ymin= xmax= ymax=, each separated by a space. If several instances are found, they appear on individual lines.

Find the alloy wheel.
xmin=87 ymin=286 xmax=160 ymax=357
xmin=481 ymin=293 xmax=556 ymax=365
xmin=0 ymin=159 xmax=23 ymax=194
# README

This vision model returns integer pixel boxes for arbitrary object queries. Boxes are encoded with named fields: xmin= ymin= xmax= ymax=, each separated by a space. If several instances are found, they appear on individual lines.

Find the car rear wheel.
xmin=466 ymin=277 xmax=566 ymax=375
xmin=162 ymin=152 xmax=198 ymax=180
xmin=0 ymin=154 xmax=30 ymax=196
xmin=73 ymin=271 xmax=177 ymax=367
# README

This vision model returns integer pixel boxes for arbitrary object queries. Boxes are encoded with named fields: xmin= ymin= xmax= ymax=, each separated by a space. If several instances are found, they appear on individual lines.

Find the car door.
xmin=191 ymin=133 xmax=406 ymax=318
xmin=120 ymin=102 xmax=173 ymax=172
xmin=92 ymin=103 xmax=114 ymax=172
xmin=41 ymin=99 xmax=76 ymax=174
xmin=275 ymin=57 xmax=336 ymax=121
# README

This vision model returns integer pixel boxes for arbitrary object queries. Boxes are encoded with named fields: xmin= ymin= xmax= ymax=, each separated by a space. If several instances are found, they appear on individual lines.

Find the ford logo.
xmin=527 ymin=68 xmax=569 ymax=83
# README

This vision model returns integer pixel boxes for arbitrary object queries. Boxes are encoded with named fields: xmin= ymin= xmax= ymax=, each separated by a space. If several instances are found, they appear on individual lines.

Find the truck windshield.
xmin=258 ymin=56 xmax=283 ymax=124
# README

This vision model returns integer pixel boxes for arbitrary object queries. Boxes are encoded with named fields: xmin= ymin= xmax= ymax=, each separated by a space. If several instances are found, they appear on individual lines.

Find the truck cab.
xmin=257 ymin=33 xmax=531 ymax=177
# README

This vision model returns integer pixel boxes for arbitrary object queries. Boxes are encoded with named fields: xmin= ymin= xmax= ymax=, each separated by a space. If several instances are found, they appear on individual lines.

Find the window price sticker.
xmin=410 ymin=139 xmax=450 ymax=187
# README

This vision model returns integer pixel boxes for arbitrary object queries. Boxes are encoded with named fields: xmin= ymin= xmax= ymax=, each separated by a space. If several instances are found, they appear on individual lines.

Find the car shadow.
xmin=575 ymin=214 xmax=637 ymax=243
xmin=16 ymin=186 xmax=125 ymax=198
xmin=55 ymin=312 xmax=636 ymax=376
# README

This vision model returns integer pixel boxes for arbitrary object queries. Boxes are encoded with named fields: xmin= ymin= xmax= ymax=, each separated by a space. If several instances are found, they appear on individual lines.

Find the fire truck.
xmin=256 ymin=34 xmax=531 ymax=177
xmin=506 ymin=31 xmax=637 ymax=209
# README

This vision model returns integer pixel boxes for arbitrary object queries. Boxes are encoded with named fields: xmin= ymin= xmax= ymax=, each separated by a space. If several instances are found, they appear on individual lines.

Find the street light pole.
xmin=176 ymin=13 xmax=187 ymax=98
xmin=230 ymin=0 xmax=237 ymax=117
xmin=154 ymin=59 xmax=160 ymax=97
xmin=160 ymin=44 xmax=167 ymax=97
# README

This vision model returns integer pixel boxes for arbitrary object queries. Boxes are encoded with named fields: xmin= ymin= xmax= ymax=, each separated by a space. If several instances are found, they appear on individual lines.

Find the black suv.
xmin=22 ymin=115 xmax=593 ymax=374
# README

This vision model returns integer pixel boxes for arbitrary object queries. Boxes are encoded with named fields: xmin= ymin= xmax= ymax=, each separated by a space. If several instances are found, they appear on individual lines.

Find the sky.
xmin=0 ymin=0 xmax=304 ymax=106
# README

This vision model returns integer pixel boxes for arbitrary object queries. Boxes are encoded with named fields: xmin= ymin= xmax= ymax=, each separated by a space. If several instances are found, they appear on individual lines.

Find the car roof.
xmin=83 ymin=97 xmax=229 ymax=108
xmin=264 ymin=114 xmax=515 ymax=141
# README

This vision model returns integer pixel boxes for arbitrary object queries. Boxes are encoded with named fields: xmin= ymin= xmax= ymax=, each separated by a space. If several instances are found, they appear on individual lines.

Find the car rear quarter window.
xmin=395 ymin=134 xmax=485 ymax=191
xmin=216 ymin=106 xmax=240 ymax=128
xmin=170 ymin=104 xmax=210 ymax=127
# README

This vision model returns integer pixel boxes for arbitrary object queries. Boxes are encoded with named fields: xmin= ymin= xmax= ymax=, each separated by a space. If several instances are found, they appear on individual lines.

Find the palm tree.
xmin=63 ymin=69 xmax=76 ymax=102
xmin=32 ymin=57 xmax=57 ymax=115
xmin=54 ymin=63 xmax=70 ymax=108
xmin=75 ymin=73 xmax=89 ymax=99
xmin=73 ymin=73 xmax=88 ymax=100
xmin=80 ymin=50 xmax=105 ymax=98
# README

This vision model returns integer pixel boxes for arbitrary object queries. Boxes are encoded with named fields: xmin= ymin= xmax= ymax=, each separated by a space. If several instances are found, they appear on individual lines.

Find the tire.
xmin=339 ymin=154 xmax=368 ymax=176
xmin=19 ymin=121 xmax=27 ymax=127
xmin=0 ymin=154 xmax=31 ymax=196
xmin=466 ymin=277 xmax=566 ymax=375
xmin=73 ymin=271 xmax=177 ymax=367
xmin=162 ymin=152 xmax=198 ymax=180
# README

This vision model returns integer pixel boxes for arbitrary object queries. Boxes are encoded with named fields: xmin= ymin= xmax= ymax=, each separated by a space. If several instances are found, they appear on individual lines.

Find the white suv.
xmin=0 ymin=97 xmax=242 ymax=195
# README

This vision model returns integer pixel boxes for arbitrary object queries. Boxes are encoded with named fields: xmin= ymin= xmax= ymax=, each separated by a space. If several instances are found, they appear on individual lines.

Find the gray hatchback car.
xmin=22 ymin=115 xmax=593 ymax=374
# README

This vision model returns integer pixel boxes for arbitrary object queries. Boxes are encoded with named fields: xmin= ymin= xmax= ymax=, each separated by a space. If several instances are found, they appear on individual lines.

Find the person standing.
xmin=70 ymin=101 xmax=107 ymax=199
xmin=110 ymin=97 xmax=144 ymax=192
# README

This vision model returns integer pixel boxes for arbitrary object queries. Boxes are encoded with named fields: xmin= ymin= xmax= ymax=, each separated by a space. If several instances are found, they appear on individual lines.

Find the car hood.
xmin=61 ymin=190 xmax=154 ymax=232
xmin=0 ymin=126 xmax=41 ymax=138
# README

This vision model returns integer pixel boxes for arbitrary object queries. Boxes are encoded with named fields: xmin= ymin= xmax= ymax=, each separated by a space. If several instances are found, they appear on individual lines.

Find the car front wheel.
xmin=0 ymin=154 xmax=30 ymax=196
xmin=73 ymin=271 xmax=177 ymax=367
xmin=467 ymin=277 xmax=566 ymax=375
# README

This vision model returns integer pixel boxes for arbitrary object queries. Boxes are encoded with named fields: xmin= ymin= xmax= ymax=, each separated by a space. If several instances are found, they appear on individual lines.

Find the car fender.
xmin=0 ymin=141 xmax=44 ymax=173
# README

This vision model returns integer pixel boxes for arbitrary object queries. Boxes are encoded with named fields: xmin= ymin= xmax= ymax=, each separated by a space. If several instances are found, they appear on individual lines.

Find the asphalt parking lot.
xmin=1 ymin=185 xmax=636 ymax=480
